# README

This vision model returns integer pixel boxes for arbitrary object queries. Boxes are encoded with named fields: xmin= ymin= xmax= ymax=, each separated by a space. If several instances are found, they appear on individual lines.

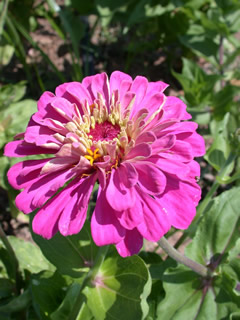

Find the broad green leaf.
xmin=31 ymin=219 xmax=98 ymax=278
xmin=186 ymin=187 xmax=240 ymax=265
xmin=204 ymin=113 xmax=235 ymax=173
xmin=0 ymin=236 xmax=54 ymax=276
xmin=0 ymin=278 xmax=15 ymax=299
xmin=0 ymin=82 xmax=26 ymax=109
xmin=156 ymin=265 xmax=204 ymax=320
xmin=30 ymin=270 xmax=67 ymax=318
xmin=0 ymin=44 xmax=14 ymax=66
xmin=212 ymin=85 xmax=239 ymax=120
xmin=51 ymin=282 xmax=93 ymax=320
xmin=83 ymin=253 xmax=151 ymax=320
xmin=2 ymin=99 xmax=36 ymax=139
xmin=0 ymin=289 xmax=31 ymax=315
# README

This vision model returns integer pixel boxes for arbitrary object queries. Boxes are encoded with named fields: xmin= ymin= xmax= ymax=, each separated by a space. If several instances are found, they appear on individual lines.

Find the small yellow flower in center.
xmin=84 ymin=148 xmax=102 ymax=166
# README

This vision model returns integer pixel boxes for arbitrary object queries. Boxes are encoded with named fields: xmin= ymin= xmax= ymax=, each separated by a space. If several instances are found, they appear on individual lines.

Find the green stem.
xmin=158 ymin=237 xmax=210 ymax=277
xmin=68 ymin=245 xmax=109 ymax=320
xmin=0 ymin=223 xmax=21 ymax=293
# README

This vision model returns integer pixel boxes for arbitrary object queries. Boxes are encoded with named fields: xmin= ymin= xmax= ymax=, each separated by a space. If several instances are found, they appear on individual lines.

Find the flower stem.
xmin=158 ymin=237 xmax=210 ymax=277
xmin=68 ymin=245 xmax=109 ymax=320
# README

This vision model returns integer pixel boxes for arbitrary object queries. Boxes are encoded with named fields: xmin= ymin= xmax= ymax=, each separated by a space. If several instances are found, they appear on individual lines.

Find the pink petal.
xmin=160 ymin=140 xmax=193 ymax=162
xmin=146 ymin=81 xmax=169 ymax=94
xmin=40 ymin=157 xmax=77 ymax=174
xmin=109 ymin=71 xmax=132 ymax=94
xmin=4 ymin=140 xmax=57 ymax=157
xmin=135 ymin=131 xmax=156 ymax=145
xmin=149 ymin=156 xmax=190 ymax=176
xmin=116 ymin=228 xmax=143 ymax=257
xmin=34 ymin=91 xmax=67 ymax=124
xmin=121 ymin=92 xmax=136 ymax=113
xmin=177 ymin=131 xmax=205 ymax=157
xmin=15 ymin=169 xmax=76 ymax=214
xmin=24 ymin=119 xmax=61 ymax=146
xmin=129 ymin=76 xmax=148 ymax=117
xmin=156 ymin=173 xmax=201 ymax=229
xmin=105 ymin=169 xmax=136 ymax=211
xmin=7 ymin=158 xmax=51 ymax=190
xmin=143 ymin=92 xmax=165 ymax=120
xmin=151 ymin=134 xmax=176 ymax=153
xmin=133 ymin=162 xmax=166 ymax=195
xmin=125 ymin=143 xmax=151 ymax=161
xmin=118 ymin=163 xmax=138 ymax=188
xmin=162 ymin=96 xmax=191 ymax=121
xmin=116 ymin=199 xmax=143 ymax=230
xmin=157 ymin=121 xmax=198 ymax=137
xmin=136 ymin=187 xmax=171 ymax=241
xmin=91 ymin=186 xmax=126 ymax=246
xmin=65 ymin=82 xmax=93 ymax=110
xmin=32 ymin=179 xmax=79 ymax=239
xmin=58 ymin=174 xmax=97 ymax=236
xmin=82 ymin=73 xmax=110 ymax=109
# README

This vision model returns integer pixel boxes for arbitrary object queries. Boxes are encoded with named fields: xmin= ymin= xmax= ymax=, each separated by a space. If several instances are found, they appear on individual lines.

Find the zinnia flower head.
xmin=4 ymin=71 xmax=205 ymax=257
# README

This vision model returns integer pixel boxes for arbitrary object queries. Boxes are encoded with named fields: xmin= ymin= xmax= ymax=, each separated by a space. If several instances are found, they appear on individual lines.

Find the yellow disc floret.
xmin=84 ymin=148 xmax=102 ymax=166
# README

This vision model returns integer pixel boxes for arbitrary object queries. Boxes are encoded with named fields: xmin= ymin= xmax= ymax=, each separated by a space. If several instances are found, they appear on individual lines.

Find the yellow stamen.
xmin=84 ymin=148 xmax=101 ymax=166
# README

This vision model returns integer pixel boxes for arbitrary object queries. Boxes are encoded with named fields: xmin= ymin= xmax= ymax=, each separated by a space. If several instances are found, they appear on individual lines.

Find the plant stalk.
xmin=68 ymin=245 xmax=109 ymax=320
xmin=158 ymin=237 xmax=210 ymax=277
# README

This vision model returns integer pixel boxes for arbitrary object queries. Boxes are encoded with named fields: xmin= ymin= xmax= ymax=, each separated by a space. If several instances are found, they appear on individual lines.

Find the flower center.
xmin=88 ymin=121 xmax=121 ymax=142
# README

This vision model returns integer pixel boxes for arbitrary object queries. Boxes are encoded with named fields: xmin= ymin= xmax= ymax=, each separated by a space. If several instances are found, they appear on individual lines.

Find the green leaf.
xmin=0 ymin=44 xmax=14 ymax=66
xmin=31 ymin=218 xmax=98 ymax=278
xmin=179 ymin=24 xmax=219 ymax=65
xmin=186 ymin=187 xmax=240 ymax=266
xmin=212 ymin=85 xmax=239 ymax=120
xmin=156 ymin=265 xmax=204 ymax=320
xmin=83 ymin=253 xmax=151 ymax=320
xmin=0 ymin=278 xmax=15 ymax=299
xmin=204 ymin=113 xmax=235 ymax=173
xmin=0 ymin=289 xmax=31 ymax=315
xmin=30 ymin=270 xmax=67 ymax=318
xmin=172 ymin=58 xmax=219 ymax=107
xmin=2 ymin=99 xmax=36 ymax=140
xmin=0 ymin=82 xmax=26 ymax=109
xmin=0 ymin=236 xmax=54 ymax=276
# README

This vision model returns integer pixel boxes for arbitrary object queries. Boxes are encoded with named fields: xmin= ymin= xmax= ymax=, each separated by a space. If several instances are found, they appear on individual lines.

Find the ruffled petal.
xmin=176 ymin=131 xmax=205 ymax=157
xmin=156 ymin=173 xmax=201 ymax=229
xmin=116 ymin=228 xmax=143 ymax=257
xmin=91 ymin=186 xmax=126 ymax=246
xmin=82 ymin=73 xmax=110 ymax=109
xmin=58 ymin=174 xmax=97 ymax=236
xmin=109 ymin=71 xmax=132 ymax=94
xmin=15 ymin=169 xmax=76 ymax=214
xmin=136 ymin=187 xmax=171 ymax=241
xmin=162 ymin=96 xmax=191 ymax=121
xmin=32 ymin=179 xmax=79 ymax=239
xmin=105 ymin=169 xmax=136 ymax=211
xmin=7 ymin=158 xmax=51 ymax=190
xmin=133 ymin=162 xmax=166 ymax=195
xmin=4 ymin=140 xmax=57 ymax=157
xmin=116 ymin=199 xmax=143 ymax=230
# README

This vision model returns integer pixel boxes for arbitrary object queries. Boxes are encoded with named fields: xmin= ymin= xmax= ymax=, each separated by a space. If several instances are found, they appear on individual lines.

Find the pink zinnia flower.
xmin=4 ymin=71 xmax=205 ymax=257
